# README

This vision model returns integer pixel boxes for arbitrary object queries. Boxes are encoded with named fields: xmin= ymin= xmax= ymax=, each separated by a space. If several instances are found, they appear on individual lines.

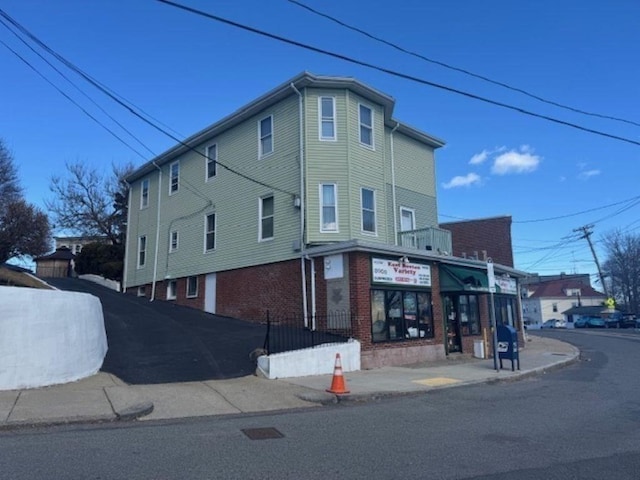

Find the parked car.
xmin=620 ymin=314 xmax=638 ymax=329
xmin=541 ymin=319 xmax=566 ymax=329
xmin=574 ymin=317 xmax=606 ymax=328
xmin=604 ymin=317 xmax=621 ymax=328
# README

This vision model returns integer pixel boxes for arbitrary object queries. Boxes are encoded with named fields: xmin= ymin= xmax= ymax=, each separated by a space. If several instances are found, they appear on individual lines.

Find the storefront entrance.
xmin=443 ymin=295 xmax=462 ymax=353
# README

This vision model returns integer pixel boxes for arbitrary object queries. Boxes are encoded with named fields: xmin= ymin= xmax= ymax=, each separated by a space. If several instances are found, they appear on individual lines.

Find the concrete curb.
xmin=114 ymin=401 xmax=155 ymax=422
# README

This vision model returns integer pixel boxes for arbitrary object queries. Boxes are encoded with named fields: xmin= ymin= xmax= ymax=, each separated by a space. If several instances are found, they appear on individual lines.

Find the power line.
xmin=0 ymin=8 xmax=297 ymax=197
xmin=513 ymin=194 xmax=640 ymax=223
xmin=155 ymin=0 xmax=640 ymax=148
xmin=287 ymin=0 xmax=640 ymax=129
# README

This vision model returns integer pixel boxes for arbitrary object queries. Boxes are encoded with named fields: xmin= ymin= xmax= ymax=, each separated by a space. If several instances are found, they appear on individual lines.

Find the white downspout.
xmin=390 ymin=122 xmax=400 ymax=245
xmin=121 ymin=180 xmax=132 ymax=293
xmin=310 ymin=256 xmax=317 ymax=330
xmin=150 ymin=161 xmax=162 ymax=301
xmin=291 ymin=82 xmax=309 ymax=328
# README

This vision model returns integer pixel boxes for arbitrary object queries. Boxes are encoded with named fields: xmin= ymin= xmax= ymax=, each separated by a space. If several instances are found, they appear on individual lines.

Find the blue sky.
xmin=1 ymin=0 xmax=638 ymax=289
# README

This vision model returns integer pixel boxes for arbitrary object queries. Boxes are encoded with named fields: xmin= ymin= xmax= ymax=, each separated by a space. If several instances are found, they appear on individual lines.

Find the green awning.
xmin=439 ymin=265 xmax=490 ymax=292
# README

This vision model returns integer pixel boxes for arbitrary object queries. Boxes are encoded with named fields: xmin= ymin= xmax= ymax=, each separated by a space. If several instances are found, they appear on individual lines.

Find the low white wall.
xmin=79 ymin=274 xmax=121 ymax=292
xmin=0 ymin=287 xmax=108 ymax=390
xmin=257 ymin=340 xmax=360 ymax=380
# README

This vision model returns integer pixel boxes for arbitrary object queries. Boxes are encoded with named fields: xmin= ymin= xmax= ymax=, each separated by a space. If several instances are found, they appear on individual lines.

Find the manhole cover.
xmin=242 ymin=427 xmax=284 ymax=440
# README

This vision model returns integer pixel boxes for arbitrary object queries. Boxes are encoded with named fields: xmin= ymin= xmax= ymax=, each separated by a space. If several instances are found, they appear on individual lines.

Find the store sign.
xmin=372 ymin=257 xmax=431 ymax=287
xmin=495 ymin=276 xmax=517 ymax=295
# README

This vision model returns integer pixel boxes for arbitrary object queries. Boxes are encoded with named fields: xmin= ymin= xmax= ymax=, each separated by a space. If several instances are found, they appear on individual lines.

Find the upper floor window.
xmin=206 ymin=144 xmax=217 ymax=179
xmin=169 ymin=161 xmax=180 ymax=194
xmin=259 ymin=115 xmax=273 ymax=158
xmin=552 ymin=303 xmax=558 ymax=312
xmin=138 ymin=235 xmax=147 ymax=268
xmin=361 ymin=188 xmax=376 ymax=234
xmin=319 ymin=97 xmax=336 ymax=141
xmin=400 ymin=207 xmax=416 ymax=248
xmin=169 ymin=230 xmax=179 ymax=252
xmin=359 ymin=104 xmax=373 ymax=148
xmin=140 ymin=178 xmax=149 ymax=208
xmin=259 ymin=195 xmax=274 ymax=241
xmin=205 ymin=213 xmax=216 ymax=251
xmin=187 ymin=276 xmax=198 ymax=298
xmin=320 ymin=184 xmax=338 ymax=232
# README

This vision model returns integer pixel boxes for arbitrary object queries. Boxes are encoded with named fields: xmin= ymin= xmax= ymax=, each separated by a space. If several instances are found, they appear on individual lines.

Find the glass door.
xmin=443 ymin=295 xmax=462 ymax=353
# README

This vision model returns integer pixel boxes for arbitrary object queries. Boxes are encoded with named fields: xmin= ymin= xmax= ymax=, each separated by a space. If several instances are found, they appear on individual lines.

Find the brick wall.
xmin=440 ymin=216 xmax=514 ymax=267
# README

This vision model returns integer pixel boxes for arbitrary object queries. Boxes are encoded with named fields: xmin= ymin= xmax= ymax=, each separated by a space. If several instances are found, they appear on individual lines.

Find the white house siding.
xmin=125 ymin=95 xmax=302 ymax=287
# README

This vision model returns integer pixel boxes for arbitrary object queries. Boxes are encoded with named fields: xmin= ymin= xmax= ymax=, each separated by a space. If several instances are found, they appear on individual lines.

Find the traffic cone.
xmin=326 ymin=353 xmax=350 ymax=394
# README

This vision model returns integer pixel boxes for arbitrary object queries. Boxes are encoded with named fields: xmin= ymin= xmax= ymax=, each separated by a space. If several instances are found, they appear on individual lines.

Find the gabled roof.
xmin=35 ymin=247 xmax=76 ymax=261
xmin=527 ymin=278 xmax=604 ymax=299
xmin=127 ymin=72 xmax=445 ymax=183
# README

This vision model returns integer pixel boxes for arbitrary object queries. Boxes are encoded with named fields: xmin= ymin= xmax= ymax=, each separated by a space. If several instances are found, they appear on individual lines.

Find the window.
xmin=206 ymin=144 xmax=217 ymax=179
xmin=205 ymin=213 xmax=216 ymax=251
xmin=167 ymin=280 xmax=177 ymax=300
xmin=459 ymin=294 xmax=481 ymax=335
xmin=361 ymin=188 xmax=376 ymax=234
xmin=169 ymin=230 xmax=179 ymax=252
xmin=187 ymin=276 xmax=198 ymax=298
xmin=141 ymin=178 xmax=149 ymax=208
xmin=553 ymin=303 xmax=558 ymax=312
xmin=359 ymin=104 xmax=373 ymax=148
xmin=371 ymin=290 xmax=433 ymax=342
xmin=494 ymin=296 xmax=518 ymax=327
xmin=259 ymin=195 xmax=274 ymax=241
xmin=137 ymin=286 xmax=146 ymax=297
xmin=169 ymin=161 xmax=180 ymax=194
xmin=320 ymin=184 xmax=338 ymax=232
xmin=74 ymin=244 xmax=83 ymax=254
xmin=259 ymin=115 xmax=273 ymax=158
xmin=138 ymin=235 xmax=147 ymax=268
xmin=319 ymin=97 xmax=336 ymax=141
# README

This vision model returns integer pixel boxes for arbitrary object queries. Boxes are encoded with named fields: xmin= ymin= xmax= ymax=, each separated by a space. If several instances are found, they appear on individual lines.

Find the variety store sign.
xmin=372 ymin=257 xmax=431 ymax=287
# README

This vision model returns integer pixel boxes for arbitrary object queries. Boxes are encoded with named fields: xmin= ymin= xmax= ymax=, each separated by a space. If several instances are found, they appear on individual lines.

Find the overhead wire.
xmin=287 ymin=0 xmax=640 ymax=129
xmin=154 ymin=0 xmax=640 ymax=147
xmin=0 ymin=7 xmax=297 ymax=197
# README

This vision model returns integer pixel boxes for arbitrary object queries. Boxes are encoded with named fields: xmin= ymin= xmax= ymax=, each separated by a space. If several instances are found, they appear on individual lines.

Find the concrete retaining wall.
xmin=0 ymin=287 xmax=108 ymax=390
xmin=257 ymin=340 xmax=360 ymax=379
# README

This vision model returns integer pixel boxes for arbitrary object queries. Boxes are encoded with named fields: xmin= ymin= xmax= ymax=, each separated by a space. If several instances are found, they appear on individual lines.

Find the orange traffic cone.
xmin=326 ymin=353 xmax=350 ymax=394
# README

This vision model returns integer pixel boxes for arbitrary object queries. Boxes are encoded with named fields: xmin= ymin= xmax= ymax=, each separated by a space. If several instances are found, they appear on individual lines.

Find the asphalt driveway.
xmin=44 ymin=278 xmax=266 ymax=384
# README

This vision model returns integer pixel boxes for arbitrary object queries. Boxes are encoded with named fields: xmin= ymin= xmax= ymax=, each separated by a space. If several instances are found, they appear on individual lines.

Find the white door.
xmin=205 ymin=273 xmax=216 ymax=314
xmin=400 ymin=207 xmax=416 ymax=247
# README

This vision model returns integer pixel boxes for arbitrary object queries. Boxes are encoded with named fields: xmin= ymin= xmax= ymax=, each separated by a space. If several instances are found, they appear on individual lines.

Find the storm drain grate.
xmin=551 ymin=353 xmax=568 ymax=356
xmin=242 ymin=427 xmax=284 ymax=440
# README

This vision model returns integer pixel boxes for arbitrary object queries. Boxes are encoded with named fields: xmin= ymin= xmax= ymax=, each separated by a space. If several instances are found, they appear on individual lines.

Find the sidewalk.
xmin=0 ymin=335 xmax=578 ymax=429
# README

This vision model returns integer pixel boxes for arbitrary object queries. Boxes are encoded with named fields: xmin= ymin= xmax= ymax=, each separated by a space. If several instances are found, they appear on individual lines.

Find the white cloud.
xmin=442 ymin=173 xmax=481 ymax=189
xmin=579 ymin=169 xmax=601 ymax=180
xmin=469 ymin=150 xmax=489 ymax=165
xmin=491 ymin=147 xmax=541 ymax=175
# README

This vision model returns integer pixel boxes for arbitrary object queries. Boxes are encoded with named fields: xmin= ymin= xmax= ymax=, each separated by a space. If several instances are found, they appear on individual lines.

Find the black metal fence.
xmin=263 ymin=310 xmax=354 ymax=355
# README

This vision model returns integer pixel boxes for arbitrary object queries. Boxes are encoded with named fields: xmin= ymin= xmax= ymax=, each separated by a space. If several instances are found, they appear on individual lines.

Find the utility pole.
xmin=574 ymin=224 xmax=608 ymax=297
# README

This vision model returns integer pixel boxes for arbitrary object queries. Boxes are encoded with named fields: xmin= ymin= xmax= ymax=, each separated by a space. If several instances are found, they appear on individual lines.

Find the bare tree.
xmin=602 ymin=229 xmax=640 ymax=314
xmin=0 ymin=139 xmax=51 ymax=263
xmin=46 ymin=161 xmax=135 ymax=245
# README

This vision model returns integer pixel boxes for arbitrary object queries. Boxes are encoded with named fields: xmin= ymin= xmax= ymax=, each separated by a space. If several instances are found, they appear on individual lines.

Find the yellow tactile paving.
xmin=413 ymin=377 xmax=461 ymax=387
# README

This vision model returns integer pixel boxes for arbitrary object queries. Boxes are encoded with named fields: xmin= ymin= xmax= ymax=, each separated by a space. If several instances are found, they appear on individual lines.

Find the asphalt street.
xmin=44 ymin=277 xmax=266 ymax=384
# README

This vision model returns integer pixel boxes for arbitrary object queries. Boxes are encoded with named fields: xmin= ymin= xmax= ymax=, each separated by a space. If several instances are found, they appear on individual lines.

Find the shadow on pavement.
xmin=44 ymin=278 xmax=266 ymax=384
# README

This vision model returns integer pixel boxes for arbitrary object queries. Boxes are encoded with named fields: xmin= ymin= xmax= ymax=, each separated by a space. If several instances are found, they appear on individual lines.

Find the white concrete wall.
xmin=0 ymin=287 xmax=108 ymax=390
xmin=79 ymin=274 xmax=121 ymax=292
xmin=257 ymin=340 xmax=360 ymax=380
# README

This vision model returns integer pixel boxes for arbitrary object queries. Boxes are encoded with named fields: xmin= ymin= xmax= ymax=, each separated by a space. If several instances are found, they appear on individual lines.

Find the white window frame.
xmin=137 ymin=235 xmax=147 ymax=268
xmin=259 ymin=195 xmax=274 ymax=242
xmin=137 ymin=286 xmax=146 ymax=297
xmin=187 ymin=276 xmax=198 ymax=298
xmin=318 ymin=96 xmax=337 ymax=141
xmin=204 ymin=213 xmax=216 ymax=252
xmin=320 ymin=183 xmax=338 ymax=233
xmin=140 ymin=178 xmax=149 ymax=209
xmin=205 ymin=143 xmax=217 ymax=180
xmin=169 ymin=230 xmax=179 ymax=253
xmin=361 ymin=187 xmax=377 ymax=235
xmin=169 ymin=161 xmax=180 ymax=195
xmin=358 ymin=103 xmax=374 ymax=149
xmin=167 ymin=280 xmax=177 ymax=300
xmin=259 ymin=115 xmax=274 ymax=158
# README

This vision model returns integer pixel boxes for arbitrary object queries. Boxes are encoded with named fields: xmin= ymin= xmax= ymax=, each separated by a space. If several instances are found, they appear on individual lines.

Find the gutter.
xmin=150 ymin=161 xmax=162 ymax=301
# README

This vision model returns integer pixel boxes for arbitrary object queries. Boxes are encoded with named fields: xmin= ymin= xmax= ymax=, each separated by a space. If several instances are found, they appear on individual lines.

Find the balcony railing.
xmin=397 ymin=226 xmax=452 ymax=254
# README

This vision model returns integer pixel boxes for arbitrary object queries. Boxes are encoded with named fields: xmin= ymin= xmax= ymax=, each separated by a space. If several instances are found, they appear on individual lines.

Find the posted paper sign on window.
xmin=372 ymin=258 xmax=431 ymax=287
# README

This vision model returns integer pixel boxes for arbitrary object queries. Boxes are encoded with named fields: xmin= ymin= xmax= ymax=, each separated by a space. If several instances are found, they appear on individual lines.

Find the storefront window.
xmin=371 ymin=289 xmax=434 ymax=342
xmin=494 ymin=296 xmax=517 ymax=327
xmin=459 ymin=294 xmax=480 ymax=335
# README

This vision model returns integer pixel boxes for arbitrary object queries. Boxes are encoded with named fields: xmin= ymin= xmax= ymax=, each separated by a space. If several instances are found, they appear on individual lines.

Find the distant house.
xmin=54 ymin=236 xmax=112 ymax=255
xmin=521 ymin=275 xmax=605 ymax=327
xmin=35 ymin=247 xmax=76 ymax=278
